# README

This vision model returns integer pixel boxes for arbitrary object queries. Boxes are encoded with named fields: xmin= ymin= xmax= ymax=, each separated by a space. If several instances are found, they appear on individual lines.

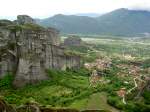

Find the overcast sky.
xmin=0 ymin=0 xmax=150 ymax=19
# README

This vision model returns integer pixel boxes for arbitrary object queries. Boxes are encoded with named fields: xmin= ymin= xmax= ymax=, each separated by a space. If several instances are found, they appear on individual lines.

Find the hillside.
xmin=36 ymin=8 xmax=150 ymax=36
xmin=96 ymin=8 xmax=150 ymax=36
xmin=37 ymin=14 xmax=100 ymax=34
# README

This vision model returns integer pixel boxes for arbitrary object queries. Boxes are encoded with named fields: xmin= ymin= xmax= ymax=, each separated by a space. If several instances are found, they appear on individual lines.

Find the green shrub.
xmin=142 ymin=59 xmax=150 ymax=68
xmin=107 ymin=96 xmax=124 ymax=110
xmin=125 ymin=102 xmax=137 ymax=112
xmin=143 ymin=90 xmax=150 ymax=104
xmin=125 ymin=102 xmax=150 ymax=112
xmin=0 ymin=73 xmax=14 ymax=89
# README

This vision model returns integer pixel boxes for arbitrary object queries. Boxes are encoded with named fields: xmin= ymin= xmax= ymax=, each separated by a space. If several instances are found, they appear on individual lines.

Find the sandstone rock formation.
xmin=64 ymin=35 xmax=82 ymax=46
xmin=17 ymin=15 xmax=36 ymax=25
xmin=0 ymin=15 xmax=81 ymax=87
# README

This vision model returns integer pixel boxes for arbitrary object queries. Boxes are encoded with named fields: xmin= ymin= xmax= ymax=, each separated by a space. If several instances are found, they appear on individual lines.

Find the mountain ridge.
xmin=36 ymin=8 xmax=150 ymax=36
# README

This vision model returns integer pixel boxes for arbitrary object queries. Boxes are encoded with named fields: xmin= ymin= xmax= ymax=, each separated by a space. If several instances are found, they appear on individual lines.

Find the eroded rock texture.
xmin=64 ymin=35 xmax=82 ymax=46
xmin=0 ymin=15 xmax=81 ymax=87
xmin=17 ymin=15 xmax=36 ymax=25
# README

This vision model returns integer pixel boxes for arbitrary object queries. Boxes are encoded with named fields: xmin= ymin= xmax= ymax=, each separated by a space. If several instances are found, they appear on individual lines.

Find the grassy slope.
xmin=1 ymin=70 xmax=90 ymax=106
xmin=70 ymin=92 xmax=119 ymax=112
xmin=0 ymin=69 xmax=119 ymax=111
xmin=86 ymin=93 xmax=119 ymax=112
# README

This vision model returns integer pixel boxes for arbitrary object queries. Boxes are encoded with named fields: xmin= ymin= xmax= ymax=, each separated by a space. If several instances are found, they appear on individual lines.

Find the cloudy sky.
xmin=0 ymin=0 xmax=150 ymax=19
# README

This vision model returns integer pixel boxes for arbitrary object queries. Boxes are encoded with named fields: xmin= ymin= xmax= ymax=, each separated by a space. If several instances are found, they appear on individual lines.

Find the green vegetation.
xmin=6 ymin=23 xmax=44 ymax=32
xmin=1 ymin=35 xmax=150 ymax=112
xmin=0 ymin=20 xmax=13 ymax=26
xmin=1 ymin=69 xmax=91 ymax=107
xmin=0 ymin=68 xmax=120 ymax=111
xmin=63 ymin=36 xmax=150 ymax=112
xmin=143 ymin=90 xmax=150 ymax=104
xmin=21 ymin=23 xmax=45 ymax=30
xmin=0 ymin=73 xmax=14 ymax=89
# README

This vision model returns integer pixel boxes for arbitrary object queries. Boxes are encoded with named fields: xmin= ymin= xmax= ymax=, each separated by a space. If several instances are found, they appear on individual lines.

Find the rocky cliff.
xmin=0 ymin=15 xmax=81 ymax=87
xmin=64 ymin=35 xmax=82 ymax=46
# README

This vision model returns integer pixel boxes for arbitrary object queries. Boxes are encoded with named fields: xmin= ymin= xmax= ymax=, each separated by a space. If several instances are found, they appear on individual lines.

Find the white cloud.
xmin=0 ymin=0 xmax=150 ymax=19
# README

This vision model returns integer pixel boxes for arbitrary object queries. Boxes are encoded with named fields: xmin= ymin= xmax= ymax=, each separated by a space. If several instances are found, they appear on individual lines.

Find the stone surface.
xmin=17 ymin=15 xmax=36 ymax=25
xmin=64 ymin=35 xmax=82 ymax=46
xmin=0 ymin=15 xmax=81 ymax=87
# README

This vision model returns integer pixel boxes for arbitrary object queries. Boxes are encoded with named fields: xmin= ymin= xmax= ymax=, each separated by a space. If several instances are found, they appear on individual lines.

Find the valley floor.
xmin=1 ymin=36 xmax=150 ymax=112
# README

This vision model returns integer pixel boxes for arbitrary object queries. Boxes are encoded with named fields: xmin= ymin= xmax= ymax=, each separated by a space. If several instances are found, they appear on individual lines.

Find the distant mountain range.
xmin=36 ymin=8 xmax=150 ymax=36
xmin=75 ymin=13 xmax=102 ymax=17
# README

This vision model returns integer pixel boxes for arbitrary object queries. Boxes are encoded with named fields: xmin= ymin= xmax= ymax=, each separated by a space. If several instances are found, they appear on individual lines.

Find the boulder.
xmin=17 ymin=15 xmax=36 ymax=25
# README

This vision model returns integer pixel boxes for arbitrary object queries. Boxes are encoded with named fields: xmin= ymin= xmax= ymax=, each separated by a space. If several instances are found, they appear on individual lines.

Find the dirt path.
xmin=127 ymin=78 xmax=138 ymax=94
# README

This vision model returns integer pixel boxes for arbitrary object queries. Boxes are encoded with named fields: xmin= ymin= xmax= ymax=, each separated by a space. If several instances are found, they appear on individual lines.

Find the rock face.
xmin=0 ymin=15 xmax=81 ymax=87
xmin=64 ymin=35 xmax=82 ymax=46
xmin=17 ymin=15 xmax=36 ymax=25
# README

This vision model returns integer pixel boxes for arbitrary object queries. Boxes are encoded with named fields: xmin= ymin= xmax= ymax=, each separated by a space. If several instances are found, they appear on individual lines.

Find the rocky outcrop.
xmin=0 ymin=15 xmax=81 ymax=87
xmin=17 ymin=15 xmax=36 ymax=25
xmin=64 ymin=35 xmax=82 ymax=46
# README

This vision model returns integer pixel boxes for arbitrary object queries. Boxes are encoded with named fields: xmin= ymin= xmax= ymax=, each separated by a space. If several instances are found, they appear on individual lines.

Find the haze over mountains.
xmin=75 ymin=13 xmax=102 ymax=17
xmin=36 ymin=8 xmax=150 ymax=37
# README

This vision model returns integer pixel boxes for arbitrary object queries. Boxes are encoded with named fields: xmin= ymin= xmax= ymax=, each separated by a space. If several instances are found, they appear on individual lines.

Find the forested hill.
xmin=36 ymin=8 xmax=150 ymax=36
